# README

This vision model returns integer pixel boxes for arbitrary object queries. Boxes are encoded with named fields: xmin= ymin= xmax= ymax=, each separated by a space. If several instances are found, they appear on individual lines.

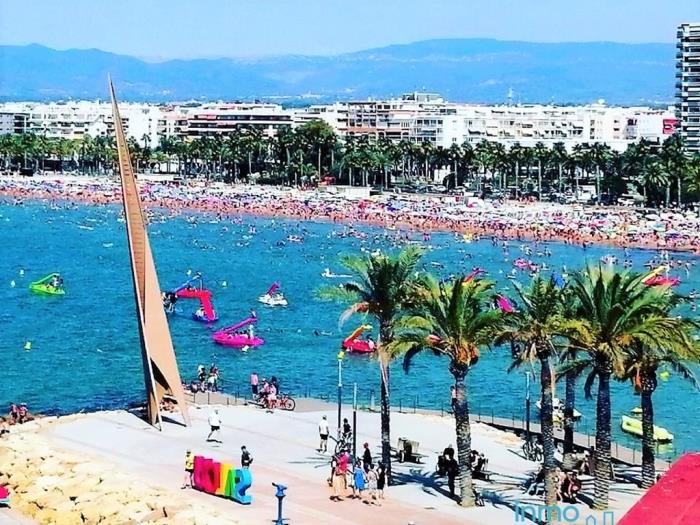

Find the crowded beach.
xmin=2 ymin=175 xmax=700 ymax=254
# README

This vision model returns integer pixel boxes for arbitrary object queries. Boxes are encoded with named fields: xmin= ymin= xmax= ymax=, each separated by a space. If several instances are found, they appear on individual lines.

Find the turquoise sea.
xmin=1 ymin=200 xmax=699 ymax=458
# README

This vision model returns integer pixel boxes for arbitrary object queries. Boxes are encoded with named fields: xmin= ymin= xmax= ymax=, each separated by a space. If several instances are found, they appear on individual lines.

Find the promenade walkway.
xmin=189 ymin=390 xmax=671 ymax=470
xmin=30 ymin=399 xmax=645 ymax=524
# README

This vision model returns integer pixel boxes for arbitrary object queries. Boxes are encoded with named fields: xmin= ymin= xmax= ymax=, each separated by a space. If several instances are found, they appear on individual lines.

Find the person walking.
xmin=330 ymin=452 xmax=348 ymax=501
xmin=250 ymin=372 xmax=259 ymax=397
xmin=318 ymin=415 xmax=330 ymax=452
xmin=362 ymin=442 xmax=372 ymax=470
xmin=181 ymin=449 xmax=194 ymax=489
xmin=352 ymin=459 xmax=366 ymax=500
xmin=376 ymin=462 xmax=386 ymax=505
xmin=241 ymin=445 xmax=253 ymax=469
xmin=206 ymin=409 xmax=222 ymax=443
xmin=366 ymin=464 xmax=378 ymax=504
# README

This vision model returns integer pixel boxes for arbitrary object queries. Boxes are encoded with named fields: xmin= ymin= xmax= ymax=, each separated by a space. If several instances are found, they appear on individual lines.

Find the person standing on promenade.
xmin=318 ymin=415 xmax=330 ymax=452
xmin=207 ymin=409 xmax=222 ymax=443
xmin=250 ymin=372 xmax=259 ymax=397
xmin=181 ymin=449 xmax=195 ymax=489
xmin=445 ymin=456 xmax=458 ymax=499
xmin=241 ymin=445 xmax=253 ymax=469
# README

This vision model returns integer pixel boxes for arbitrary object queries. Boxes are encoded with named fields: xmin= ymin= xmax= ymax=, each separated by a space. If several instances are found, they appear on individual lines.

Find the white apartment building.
xmin=0 ymin=95 xmax=677 ymax=152
xmin=0 ymin=101 xmax=161 ymax=146
xmin=184 ymin=103 xmax=294 ymax=139
xmin=677 ymin=23 xmax=700 ymax=152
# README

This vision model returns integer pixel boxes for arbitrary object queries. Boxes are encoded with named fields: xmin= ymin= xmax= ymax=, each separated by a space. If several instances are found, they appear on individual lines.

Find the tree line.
xmin=2 ymin=121 xmax=700 ymax=207
xmin=320 ymin=247 xmax=700 ymax=520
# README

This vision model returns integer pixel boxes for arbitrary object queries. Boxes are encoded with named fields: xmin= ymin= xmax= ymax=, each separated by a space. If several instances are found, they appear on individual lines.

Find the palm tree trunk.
xmin=562 ymin=370 xmax=577 ymax=470
xmin=677 ymin=176 xmax=682 ymax=208
xmin=537 ymin=160 xmax=542 ymax=201
xmin=640 ymin=375 xmax=656 ymax=489
xmin=593 ymin=367 xmax=612 ymax=510
xmin=539 ymin=355 xmax=558 ymax=515
xmin=558 ymin=163 xmax=563 ymax=192
xmin=380 ymin=365 xmax=392 ymax=485
xmin=665 ymin=183 xmax=670 ymax=208
xmin=451 ymin=365 xmax=475 ymax=507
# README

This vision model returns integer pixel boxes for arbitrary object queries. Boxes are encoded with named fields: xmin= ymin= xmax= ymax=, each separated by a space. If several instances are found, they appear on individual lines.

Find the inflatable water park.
xmin=342 ymin=325 xmax=376 ymax=354
xmin=212 ymin=317 xmax=264 ymax=349
xmin=258 ymin=282 xmax=287 ymax=307
xmin=29 ymin=273 xmax=65 ymax=296
xmin=163 ymin=273 xmax=218 ymax=322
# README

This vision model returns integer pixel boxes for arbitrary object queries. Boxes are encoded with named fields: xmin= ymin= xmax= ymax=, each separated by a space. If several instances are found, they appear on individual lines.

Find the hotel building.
xmin=677 ymin=23 xmax=700 ymax=152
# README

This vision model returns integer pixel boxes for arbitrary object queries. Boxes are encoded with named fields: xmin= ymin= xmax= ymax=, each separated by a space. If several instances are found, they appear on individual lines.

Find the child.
xmin=352 ymin=460 xmax=366 ymax=500
xmin=365 ymin=464 xmax=378 ymax=504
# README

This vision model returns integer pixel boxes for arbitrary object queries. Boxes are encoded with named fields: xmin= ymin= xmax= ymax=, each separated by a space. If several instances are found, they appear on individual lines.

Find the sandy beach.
xmin=2 ymin=175 xmax=700 ymax=254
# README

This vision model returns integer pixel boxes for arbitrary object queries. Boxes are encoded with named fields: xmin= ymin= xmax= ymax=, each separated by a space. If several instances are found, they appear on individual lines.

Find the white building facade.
xmin=677 ymin=23 xmax=700 ymax=152
xmin=0 ymin=95 xmax=678 ymax=152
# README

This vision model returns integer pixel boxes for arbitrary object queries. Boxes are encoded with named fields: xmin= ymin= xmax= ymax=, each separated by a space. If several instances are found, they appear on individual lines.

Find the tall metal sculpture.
xmin=109 ymin=79 xmax=190 ymax=428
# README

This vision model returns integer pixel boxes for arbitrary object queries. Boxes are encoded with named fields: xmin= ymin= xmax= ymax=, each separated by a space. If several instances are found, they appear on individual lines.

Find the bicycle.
xmin=253 ymin=392 xmax=296 ymax=411
xmin=328 ymin=433 xmax=352 ymax=456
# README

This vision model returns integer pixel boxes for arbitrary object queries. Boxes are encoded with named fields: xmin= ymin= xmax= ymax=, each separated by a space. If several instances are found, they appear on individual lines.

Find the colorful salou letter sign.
xmin=193 ymin=455 xmax=252 ymax=504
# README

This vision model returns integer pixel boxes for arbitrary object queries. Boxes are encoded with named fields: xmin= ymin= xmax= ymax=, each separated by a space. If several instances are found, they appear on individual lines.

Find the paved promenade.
xmin=24 ymin=401 xmax=645 ymax=525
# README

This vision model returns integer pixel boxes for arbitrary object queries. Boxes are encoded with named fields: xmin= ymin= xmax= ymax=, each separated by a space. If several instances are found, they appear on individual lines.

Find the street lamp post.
xmin=352 ymin=383 xmax=358 ymax=460
xmin=337 ymin=351 xmax=344 ymax=438
xmin=525 ymin=371 xmax=532 ymax=445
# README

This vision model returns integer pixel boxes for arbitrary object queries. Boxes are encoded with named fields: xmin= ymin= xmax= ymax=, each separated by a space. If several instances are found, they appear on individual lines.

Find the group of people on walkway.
xmin=329 ymin=449 xmax=386 ymax=505
xmin=185 ymin=363 xmax=221 ymax=394
xmin=250 ymin=372 xmax=279 ymax=411
xmin=526 ymin=466 xmax=582 ymax=503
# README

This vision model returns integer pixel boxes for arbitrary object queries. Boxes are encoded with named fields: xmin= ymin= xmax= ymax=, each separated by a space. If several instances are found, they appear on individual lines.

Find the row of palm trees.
xmin=2 ymin=126 xmax=700 ymax=206
xmin=321 ymin=247 xmax=700 ymax=519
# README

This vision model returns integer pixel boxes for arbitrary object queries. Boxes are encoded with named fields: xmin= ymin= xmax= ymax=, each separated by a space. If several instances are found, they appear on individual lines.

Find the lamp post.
xmin=525 ymin=371 xmax=532 ymax=445
xmin=352 ymin=383 xmax=358 ymax=460
xmin=337 ymin=350 xmax=344 ymax=438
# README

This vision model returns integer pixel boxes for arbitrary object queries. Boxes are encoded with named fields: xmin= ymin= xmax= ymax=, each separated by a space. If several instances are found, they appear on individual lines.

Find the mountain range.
xmin=0 ymin=39 xmax=676 ymax=105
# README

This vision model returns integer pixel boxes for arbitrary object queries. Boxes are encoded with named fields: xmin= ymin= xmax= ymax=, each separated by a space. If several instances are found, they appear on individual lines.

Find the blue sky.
xmin=0 ymin=0 xmax=698 ymax=59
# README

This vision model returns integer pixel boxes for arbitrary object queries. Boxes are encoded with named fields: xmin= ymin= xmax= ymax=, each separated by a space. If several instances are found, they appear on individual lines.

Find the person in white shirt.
xmin=207 ymin=409 xmax=222 ymax=443
xmin=318 ymin=415 xmax=330 ymax=453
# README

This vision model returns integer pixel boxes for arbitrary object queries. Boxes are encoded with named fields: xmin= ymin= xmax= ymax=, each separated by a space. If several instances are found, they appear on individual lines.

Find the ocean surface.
xmin=1 ymin=201 xmax=699 ymax=458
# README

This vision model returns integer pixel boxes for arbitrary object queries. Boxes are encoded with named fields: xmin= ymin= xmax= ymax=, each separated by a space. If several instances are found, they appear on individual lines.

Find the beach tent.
xmin=617 ymin=453 xmax=700 ymax=525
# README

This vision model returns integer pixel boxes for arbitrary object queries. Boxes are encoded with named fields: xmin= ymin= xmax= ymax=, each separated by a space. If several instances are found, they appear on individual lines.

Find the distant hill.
xmin=0 ymin=40 xmax=675 ymax=104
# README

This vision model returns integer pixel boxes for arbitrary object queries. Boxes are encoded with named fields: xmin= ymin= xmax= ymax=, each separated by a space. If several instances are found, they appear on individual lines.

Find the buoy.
xmin=24 ymin=341 xmax=32 ymax=351
xmin=660 ymin=370 xmax=670 ymax=381
xmin=222 ymin=281 xmax=227 ymax=287
xmin=337 ymin=350 xmax=345 ymax=361
xmin=19 ymin=269 xmax=24 ymax=276
xmin=10 ymin=280 xmax=15 ymax=287
xmin=186 ymin=269 xmax=192 ymax=276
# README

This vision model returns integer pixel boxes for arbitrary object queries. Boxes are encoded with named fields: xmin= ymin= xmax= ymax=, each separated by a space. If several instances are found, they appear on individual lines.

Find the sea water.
xmin=1 ymin=201 xmax=699 ymax=458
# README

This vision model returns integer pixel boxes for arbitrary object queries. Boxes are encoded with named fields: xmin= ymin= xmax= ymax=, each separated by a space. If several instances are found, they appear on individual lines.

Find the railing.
xmin=187 ymin=383 xmax=678 ymax=468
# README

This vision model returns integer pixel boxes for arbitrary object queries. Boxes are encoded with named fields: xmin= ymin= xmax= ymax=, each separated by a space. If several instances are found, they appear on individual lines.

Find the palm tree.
xmin=390 ymin=274 xmax=503 ymax=506
xmin=660 ymin=134 xmax=688 ymax=207
xmin=639 ymin=160 xmax=669 ymax=207
xmin=533 ymin=142 xmax=549 ymax=200
xmin=318 ymin=247 xmax=424 ymax=485
xmin=550 ymin=142 xmax=569 ymax=193
xmin=496 ymin=277 xmax=564 ymax=514
xmin=619 ymin=309 xmax=699 ymax=488
xmin=561 ymin=266 xmax=689 ymax=509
